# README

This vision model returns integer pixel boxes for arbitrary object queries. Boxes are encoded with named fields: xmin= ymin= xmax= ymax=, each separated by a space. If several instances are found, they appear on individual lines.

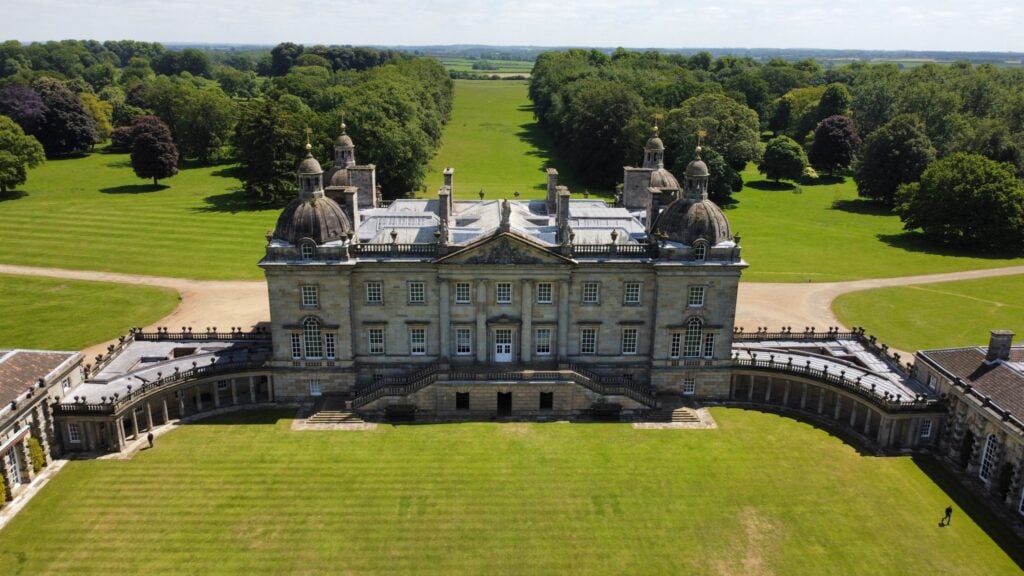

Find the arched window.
xmin=979 ymin=434 xmax=999 ymax=482
xmin=693 ymin=242 xmax=707 ymax=261
xmin=303 ymin=317 xmax=323 ymax=359
xmin=300 ymin=241 xmax=316 ymax=260
xmin=683 ymin=317 xmax=702 ymax=357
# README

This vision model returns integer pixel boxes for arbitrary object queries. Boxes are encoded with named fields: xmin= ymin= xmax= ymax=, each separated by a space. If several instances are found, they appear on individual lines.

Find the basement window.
xmin=456 ymin=392 xmax=470 ymax=410
xmin=540 ymin=392 xmax=554 ymax=410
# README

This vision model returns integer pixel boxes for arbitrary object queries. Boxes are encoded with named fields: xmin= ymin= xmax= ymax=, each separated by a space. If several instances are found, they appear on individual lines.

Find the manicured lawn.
xmin=423 ymin=80 xmax=611 ymax=200
xmin=1 ymin=408 xmax=1019 ymax=575
xmin=833 ymin=274 xmax=1024 ymax=351
xmin=727 ymin=168 xmax=1024 ymax=282
xmin=438 ymin=57 xmax=534 ymax=76
xmin=0 ymin=274 xmax=179 ymax=350
xmin=0 ymin=153 xmax=279 ymax=280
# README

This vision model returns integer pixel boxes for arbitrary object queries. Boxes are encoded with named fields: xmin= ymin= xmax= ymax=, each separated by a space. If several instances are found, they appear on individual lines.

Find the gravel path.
xmin=4 ymin=262 xmax=1023 ymax=359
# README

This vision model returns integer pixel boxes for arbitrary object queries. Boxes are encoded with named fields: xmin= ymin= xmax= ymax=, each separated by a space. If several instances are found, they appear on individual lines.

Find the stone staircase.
xmin=306 ymin=396 xmax=365 ymax=425
xmin=647 ymin=393 xmax=702 ymax=423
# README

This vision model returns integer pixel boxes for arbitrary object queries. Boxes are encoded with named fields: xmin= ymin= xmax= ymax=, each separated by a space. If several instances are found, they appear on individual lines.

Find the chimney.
xmin=546 ymin=168 xmax=559 ymax=214
xmin=985 ymin=330 xmax=1015 ymax=363
xmin=343 ymin=187 xmax=360 ymax=234
xmin=556 ymin=186 xmax=571 ymax=239
xmin=437 ymin=186 xmax=451 ymax=237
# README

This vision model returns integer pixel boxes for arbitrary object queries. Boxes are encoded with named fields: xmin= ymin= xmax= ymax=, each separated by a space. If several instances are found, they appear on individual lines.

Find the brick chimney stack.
xmin=985 ymin=330 xmax=1015 ymax=363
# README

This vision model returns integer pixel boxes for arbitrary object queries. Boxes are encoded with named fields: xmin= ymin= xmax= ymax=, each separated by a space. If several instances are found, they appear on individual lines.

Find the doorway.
xmin=497 ymin=392 xmax=512 ymax=416
xmin=494 ymin=328 xmax=513 ymax=362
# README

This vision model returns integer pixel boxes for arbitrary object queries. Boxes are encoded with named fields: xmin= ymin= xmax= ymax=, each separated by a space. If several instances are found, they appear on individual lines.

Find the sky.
xmin=2 ymin=0 xmax=1023 ymax=52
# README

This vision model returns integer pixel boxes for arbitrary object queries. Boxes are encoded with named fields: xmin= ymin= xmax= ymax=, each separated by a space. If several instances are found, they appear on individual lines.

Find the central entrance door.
xmin=497 ymin=392 xmax=512 ymax=416
xmin=494 ymin=328 xmax=513 ymax=362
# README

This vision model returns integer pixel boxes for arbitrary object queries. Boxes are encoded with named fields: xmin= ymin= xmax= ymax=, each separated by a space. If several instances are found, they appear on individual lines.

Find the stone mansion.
xmin=1 ymin=124 xmax=1020 ymax=524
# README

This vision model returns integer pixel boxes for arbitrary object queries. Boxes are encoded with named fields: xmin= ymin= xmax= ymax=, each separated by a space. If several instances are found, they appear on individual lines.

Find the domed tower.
xmin=271 ymin=142 xmax=353 ymax=252
xmin=643 ymin=124 xmax=665 ymax=169
xmin=683 ymin=146 xmax=710 ymax=202
xmin=652 ymin=145 xmax=732 ymax=252
xmin=334 ymin=120 xmax=356 ymax=168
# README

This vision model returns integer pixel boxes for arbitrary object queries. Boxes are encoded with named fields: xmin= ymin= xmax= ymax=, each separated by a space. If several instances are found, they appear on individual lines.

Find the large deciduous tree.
xmin=0 ymin=86 xmax=46 ymax=135
xmin=663 ymin=92 xmax=762 ymax=174
xmin=31 ymin=77 xmax=97 ymax=155
xmin=234 ymin=99 xmax=302 ymax=204
xmin=853 ymin=114 xmax=935 ymax=206
xmin=808 ymin=115 xmax=861 ymax=176
xmin=895 ymin=153 xmax=1024 ymax=252
xmin=130 ymin=117 xmax=178 ymax=186
xmin=0 ymin=115 xmax=46 ymax=193
xmin=758 ymin=136 xmax=807 ymax=183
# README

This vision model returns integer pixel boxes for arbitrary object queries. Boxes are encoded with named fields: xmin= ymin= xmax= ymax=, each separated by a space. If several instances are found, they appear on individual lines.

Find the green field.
xmin=0 ymin=273 xmax=179 ymax=350
xmin=438 ymin=57 xmax=534 ymax=76
xmin=0 ymin=408 xmax=1018 ymax=575
xmin=727 ymin=169 xmax=1024 ymax=282
xmin=833 ymin=275 xmax=1024 ymax=351
xmin=423 ymin=80 xmax=610 ymax=199
xmin=0 ymin=153 xmax=278 ymax=280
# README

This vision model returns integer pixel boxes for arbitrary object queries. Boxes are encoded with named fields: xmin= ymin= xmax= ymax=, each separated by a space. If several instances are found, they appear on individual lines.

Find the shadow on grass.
xmin=913 ymin=455 xmax=1024 ymax=570
xmin=878 ymin=232 xmax=1022 ymax=260
xmin=195 ymin=188 xmax=275 ymax=213
xmin=831 ymin=198 xmax=893 ymax=217
xmin=746 ymin=179 xmax=799 ymax=192
xmin=0 ymin=190 xmax=28 ymax=202
xmin=100 ymin=183 xmax=169 ymax=194
xmin=515 ymin=115 xmax=614 ymax=199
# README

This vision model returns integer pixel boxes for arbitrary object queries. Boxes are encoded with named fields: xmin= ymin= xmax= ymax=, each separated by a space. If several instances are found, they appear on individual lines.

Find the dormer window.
xmin=693 ymin=242 xmax=707 ymax=261
xmin=300 ymin=241 xmax=316 ymax=260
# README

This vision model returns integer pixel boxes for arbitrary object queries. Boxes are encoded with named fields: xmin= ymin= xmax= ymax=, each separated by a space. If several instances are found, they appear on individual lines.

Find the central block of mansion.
xmin=261 ymin=127 xmax=743 ymax=416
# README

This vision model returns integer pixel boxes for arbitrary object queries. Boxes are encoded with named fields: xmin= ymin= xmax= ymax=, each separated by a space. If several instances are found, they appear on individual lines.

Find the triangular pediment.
xmin=439 ymin=232 xmax=569 ymax=266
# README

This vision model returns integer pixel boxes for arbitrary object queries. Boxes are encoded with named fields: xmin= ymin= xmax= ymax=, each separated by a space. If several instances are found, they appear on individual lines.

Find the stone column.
xmin=439 ymin=280 xmax=451 ymax=359
xmin=18 ymin=439 xmax=35 ymax=482
xmin=782 ymin=381 xmax=791 ymax=407
xmin=130 ymin=409 xmax=140 ymax=440
xmin=800 ymin=383 xmax=808 ymax=410
xmin=877 ymin=416 xmax=891 ymax=447
xmin=178 ymin=393 xmax=186 ymax=417
xmin=557 ymin=280 xmax=569 ymax=361
xmin=863 ymin=409 xmax=872 ymax=434
xmin=521 ymin=280 xmax=533 ymax=363
xmin=817 ymin=388 xmax=826 ymax=414
xmin=213 ymin=382 xmax=221 ymax=409
xmin=32 ymin=406 xmax=53 ymax=465
xmin=249 ymin=376 xmax=256 ymax=403
xmin=115 ymin=417 xmax=127 ymax=451
xmin=833 ymin=395 xmax=842 ymax=420
xmin=849 ymin=402 xmax=858 ymax=427
xmin=196 ymin=387 xmax=203 ymax=411
xmin=763 ymin=377 xmax=772 ymax=402
xmin=267 ymin=375 xmax=274 ymax=401
xmin=475 ymin=280 xmax=487 ymax=363
xmin=146 ymin=402 xmax=154 ymax=431
xmin=162 ymin=398 xmax=170 ymax=424
xmin=747 ymin=376 xmax=755 ymax=401
xmin=231 ymin=379 xmax=238 ymax=405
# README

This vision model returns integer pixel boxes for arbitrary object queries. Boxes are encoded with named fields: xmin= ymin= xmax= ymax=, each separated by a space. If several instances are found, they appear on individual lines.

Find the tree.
xmin=234 ymin=99 xmax=302 ymax=203
xmin=0 ymin=115 xmax=46 ymax=193
xmin=79 ymin=92 xmax=113 ymax=142
xmin=663 ymin=92 xmax=762 ymax=173
xmin=700 ymin=146 xmax=744 ymax=204
xmin=816 ymin=83 xmax=852 ymax=120
xmin=27 ymin=437 xmax=45 ymax=473
xmin=130 ymin=117 xmax=178 ymax=186
xmin=0 ymin=86 xmax=47 ymax=135
xmin=854 ymin=114 xmax=935 ymax=206
xmin=894 ymin=153 xmax=1024 ymax=252
xmin=758 ymin=135 xmax=807 ymax=183
xmin=31 ymin=77 xmax=97 ymax=155
xmin=110 ymin=115 xmax=173 ymax=151
xmin=270 ymin=42 xmax=304 ymax=76
xmin=808 ymin=115 xmax=861 ymax=176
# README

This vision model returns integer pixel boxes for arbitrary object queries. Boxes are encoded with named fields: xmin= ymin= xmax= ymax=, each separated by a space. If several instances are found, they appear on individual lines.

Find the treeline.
xmin=529 ymin=49 xmax=1024 ymax=252
xmin=0 ymin=40 xmax=453 ymax=202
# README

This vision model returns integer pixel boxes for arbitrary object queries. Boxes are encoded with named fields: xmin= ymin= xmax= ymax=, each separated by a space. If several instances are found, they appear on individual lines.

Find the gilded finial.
xmin=653 ymin=113 xmax=663 ymax=134
xmin=696 ymin=129 xmax=707 ymax=157
xmin=304 ymin=127 xmax=313 ymax=154
xmin=340 ymin=113 xmax=346 ymax=133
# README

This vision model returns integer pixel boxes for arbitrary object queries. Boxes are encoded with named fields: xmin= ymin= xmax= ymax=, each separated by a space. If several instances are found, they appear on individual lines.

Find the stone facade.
xmin=261 ymin=126 xmax=745 ymax=417
xmin=915 ymin=330 xmax=1024 ymax=519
